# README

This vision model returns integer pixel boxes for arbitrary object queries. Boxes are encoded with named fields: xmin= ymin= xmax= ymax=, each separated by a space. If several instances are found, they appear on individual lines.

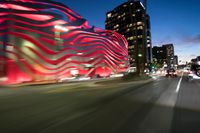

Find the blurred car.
xmin=183 ymin=67 xmax=190 ymax=73
xmin=165 ymin=68 xmax=177 ymax=77
xmin=188 ymin=63 xmax=200 ymax=81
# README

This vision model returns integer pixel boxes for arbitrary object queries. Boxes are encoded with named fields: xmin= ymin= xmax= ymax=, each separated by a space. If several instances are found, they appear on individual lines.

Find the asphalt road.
xmin=0 ymin=74 xmax=200 ymax=133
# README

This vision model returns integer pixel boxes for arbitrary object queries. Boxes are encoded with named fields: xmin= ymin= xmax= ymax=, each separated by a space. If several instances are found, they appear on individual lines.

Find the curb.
xmin=0 ymin=80 xmax=57 ymax=88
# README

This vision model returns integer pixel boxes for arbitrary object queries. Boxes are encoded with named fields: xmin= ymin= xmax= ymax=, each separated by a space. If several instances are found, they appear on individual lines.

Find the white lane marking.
xmin=175 ymin=72 xmax=183 ymax=93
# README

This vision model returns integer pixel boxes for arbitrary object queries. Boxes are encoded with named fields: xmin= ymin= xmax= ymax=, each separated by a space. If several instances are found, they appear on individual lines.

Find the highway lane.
xmin=171 ymin=76 xmax=200 ymax=133
xmin=0 ymin=74 xmax=200 ymax=133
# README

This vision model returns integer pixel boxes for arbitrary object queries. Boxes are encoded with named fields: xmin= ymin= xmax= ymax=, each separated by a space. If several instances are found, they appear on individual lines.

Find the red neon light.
xmin=0 ymin=0 xmax=129 ymax=85
xmin=13 ymin=13 xmax=54 ymax=21
xmin=6 ymin=4 xmax=37 ymax=11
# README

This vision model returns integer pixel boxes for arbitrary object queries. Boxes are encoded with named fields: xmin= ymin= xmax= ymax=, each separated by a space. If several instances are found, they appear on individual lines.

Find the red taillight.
xmin=188 ymin=70 xmax=193 ymax=74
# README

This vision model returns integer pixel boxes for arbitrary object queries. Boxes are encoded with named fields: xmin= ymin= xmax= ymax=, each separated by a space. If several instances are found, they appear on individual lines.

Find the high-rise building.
xmin=164 ymin=44 xmax=174 ymax=67
xmin=152 ymin=46 xmax=167 ymax=65
xmin=105 ymin=0 xmax=152 ymax=74
xmin=146 ymin=14 xmax=152 ymax=63
xmin=152 ymin=44 xmax=176 ymax=67
xmin=173 ymin=55 xmax=178 ymax=66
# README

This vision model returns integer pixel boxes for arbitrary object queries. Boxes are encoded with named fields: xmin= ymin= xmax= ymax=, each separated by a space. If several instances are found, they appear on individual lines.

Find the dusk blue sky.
xmin=55 ymin=0 xmax=200 ymax=63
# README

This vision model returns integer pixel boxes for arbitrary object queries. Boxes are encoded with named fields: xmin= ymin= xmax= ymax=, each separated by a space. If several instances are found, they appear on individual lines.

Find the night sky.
xmin=54 ymin=0 xmax=200 ymax=63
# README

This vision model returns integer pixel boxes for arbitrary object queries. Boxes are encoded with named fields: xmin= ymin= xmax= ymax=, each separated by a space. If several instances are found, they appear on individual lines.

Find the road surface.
xmin=0 ymin=74 xmax=200 ymax=133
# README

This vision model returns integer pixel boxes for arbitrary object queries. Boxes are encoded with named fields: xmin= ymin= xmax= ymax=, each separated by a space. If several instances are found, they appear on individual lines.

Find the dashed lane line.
xmin=175 ymin=72 xmax=183 ymax=93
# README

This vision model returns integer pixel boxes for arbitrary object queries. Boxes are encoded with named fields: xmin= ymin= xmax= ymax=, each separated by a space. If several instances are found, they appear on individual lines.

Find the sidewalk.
xmin=0 ymin=80 xmax=57 ymax=88
xmin=0 ymin=76 xmax=154 ymax=88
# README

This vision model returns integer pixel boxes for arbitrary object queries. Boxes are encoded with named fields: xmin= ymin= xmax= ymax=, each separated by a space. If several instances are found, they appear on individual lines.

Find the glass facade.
xmin=105 ymin=0 xmax=152 ymax=74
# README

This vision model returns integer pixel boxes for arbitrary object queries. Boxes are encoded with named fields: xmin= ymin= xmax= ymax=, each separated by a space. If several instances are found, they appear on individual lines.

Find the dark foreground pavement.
xmin=0 ymin=75 xmax=200 ymax=133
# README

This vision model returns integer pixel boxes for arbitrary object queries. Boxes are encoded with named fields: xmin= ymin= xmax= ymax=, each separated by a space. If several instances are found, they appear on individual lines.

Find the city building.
xmin=152 ymin=46 xmax=167 ymax=65
xmin=164 ymin=44 xmax=175 ymax=67
xmin=0 ymin=0 xmax=129 ymax=84
xmin=105 ymin=0 xmax=152 ymax=74
xmin=146 ymin=14 xmax=152 ymax=63
xmin=173 ymin=55 xmax=178 ymax=66
xmin=152 ymin=44 xmax=177 ymax=67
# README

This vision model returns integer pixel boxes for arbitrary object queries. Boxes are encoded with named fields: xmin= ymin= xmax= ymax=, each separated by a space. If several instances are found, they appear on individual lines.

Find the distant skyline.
xmin=55 ymin=0 xmax=200 ymax=63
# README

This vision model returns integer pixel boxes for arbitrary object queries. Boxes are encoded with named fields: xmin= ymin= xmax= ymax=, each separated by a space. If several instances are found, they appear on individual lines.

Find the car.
xmin=183 ymin=67 xmax=190 ymax=73
xmin=165 ymin=68 xmax=177 ymax=77
xmin=187 ymin=63 xmax=200 ymax=81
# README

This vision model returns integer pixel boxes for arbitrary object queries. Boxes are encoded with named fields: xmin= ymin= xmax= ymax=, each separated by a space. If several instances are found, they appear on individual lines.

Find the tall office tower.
xmin=152 ymin=46 xmax=167 ymax=65
xmin=105 ymin=0 xmax=152 ymax=74
xmin=173 ymin=55 xmax=178 ymax=66
xmin=146 ymin=14 xmax=152 ymax=63
xmin=152 ymin=44 xmax=175 ymax=67
xmin=164 ymin=44 xmax=175 ymax=67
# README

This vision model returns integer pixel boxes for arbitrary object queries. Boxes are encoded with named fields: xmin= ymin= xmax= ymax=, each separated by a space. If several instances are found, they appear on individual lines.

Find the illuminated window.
xmin=129 ymin=45 xmax=135 ymax=49
xmin=114 ymin=24 xmax=119 ymax=29
xmin=122 ymin=13 xmax=126 ymax=17
xmin=137 ymin=26 xmax=143 ymax=30
xmin=129 ymin=36 xmax=134 ymax=40
xmin=107 ymin=13 xmax=112 ymax=18
xmin=129 ymin=24 xmax=133 ymax=27
xmin=126 ymin=28 xmax=130 ymax=32
xmin=114 ymin=13 xmax=118 ymax=17
xmin=138 ymin=54 xmax=142 ymax=57
xmin=137 ymin=21 xmax=143 ymax=25
xmin=137 ymin=35 xmax=143 ymax=38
